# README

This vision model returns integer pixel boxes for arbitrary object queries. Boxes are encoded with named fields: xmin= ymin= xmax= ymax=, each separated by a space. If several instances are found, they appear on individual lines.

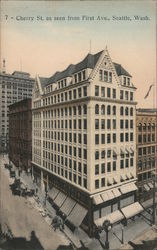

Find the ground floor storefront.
xmin=32 ymin=163 xmax=146 ymax=237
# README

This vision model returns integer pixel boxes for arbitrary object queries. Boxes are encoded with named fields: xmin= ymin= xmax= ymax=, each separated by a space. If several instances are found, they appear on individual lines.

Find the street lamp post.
xmin=103 ymin=219 xmax=111 ymax=250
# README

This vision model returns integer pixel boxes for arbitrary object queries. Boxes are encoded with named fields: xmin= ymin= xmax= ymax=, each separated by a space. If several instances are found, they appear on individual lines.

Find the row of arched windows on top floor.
xmin=138 ymin=123 xmax=156 ymax=132
xmin=95 ymin=104 xmax=134 ymax=116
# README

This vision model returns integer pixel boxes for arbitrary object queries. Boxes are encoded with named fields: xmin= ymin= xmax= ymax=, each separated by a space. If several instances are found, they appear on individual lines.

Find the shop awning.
xmin=148 ymin=182 xmax=153 ymax=189
xmin=107 ymin=177 xmax=113 ymax=185
xmin=121 ymin=174 xmax=126 ymax=181
xmin=112 ymin=188 xmax=121 ymax=198
xmin=130 ymin=147 xmax=134 ymax=154
xmin=53 ymin=191 xmax=67 ymax=208
xmin=120 ymin=182 xmax=137 ymax=194
xmin=120 ymin=148 xmax=125 ymax=155
xmin=48 ymin=187 xmax=59 ymax=200
xmin=101 ymin=190 xmax=115 ymax=202
xmin=67 ymin=203 xmax=88 ymax=227
xmin=93 ymin=194 xmax=104 ymax=205
xmin=60 ymin=197 xmax=76 ymax=216
xmin=113 ymin=176 xmax=118 ymax=184
xmin=125 ymin=147 xmax=130 ymax=154
xmin=95 ymin=210 xmax=124 ymax=227
xmin=144 ymin=184 xmax=150 ymax=191
xmin=126 ymin=173 xmax=131 ymax=179
xmin=101 ymin=192 xmax=109 ymax=202
xmin=113 ymin=148 xmax=118 ymax=156
xmin=121 ymin=202 xmax=144 ymax=220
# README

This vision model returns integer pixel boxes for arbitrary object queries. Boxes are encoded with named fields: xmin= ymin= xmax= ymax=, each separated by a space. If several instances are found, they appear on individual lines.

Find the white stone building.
xmin=32 ymin=48 xmax=143 ymax=236
xmin=0 ymin=61 xmax=34 ymax=151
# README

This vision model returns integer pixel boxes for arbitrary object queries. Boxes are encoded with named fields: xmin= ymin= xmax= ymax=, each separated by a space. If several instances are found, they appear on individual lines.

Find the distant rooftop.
xmin=137 ymin=108 xmax=157 ymax=113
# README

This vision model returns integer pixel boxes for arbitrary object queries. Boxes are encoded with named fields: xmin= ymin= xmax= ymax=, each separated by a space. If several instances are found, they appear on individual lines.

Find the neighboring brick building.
xmin=136 ymin=109 xmax=157 ymax=201
xmin=0 ymin=61 xmax=34 ymax=152
xmin=9 ymin=99 xmax=32 ymax=172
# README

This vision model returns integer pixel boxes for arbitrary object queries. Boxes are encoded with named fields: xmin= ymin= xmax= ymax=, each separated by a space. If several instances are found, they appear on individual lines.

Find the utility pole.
xmin=152 ymin=171 xmax=156 ymax=224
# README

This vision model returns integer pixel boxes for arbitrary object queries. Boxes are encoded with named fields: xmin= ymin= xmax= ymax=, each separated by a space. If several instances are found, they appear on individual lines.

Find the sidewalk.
xmin=2 ymin=155 xmax=156 ymax=250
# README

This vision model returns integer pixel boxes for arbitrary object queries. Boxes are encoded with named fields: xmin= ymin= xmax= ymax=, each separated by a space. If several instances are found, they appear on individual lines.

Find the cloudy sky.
xmin=1 ymin=0 xmax=156 ymax=108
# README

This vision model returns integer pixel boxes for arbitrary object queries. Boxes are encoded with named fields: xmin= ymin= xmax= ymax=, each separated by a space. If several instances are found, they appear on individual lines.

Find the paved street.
xmin=0 ymin=155 xmax=70 ymax=250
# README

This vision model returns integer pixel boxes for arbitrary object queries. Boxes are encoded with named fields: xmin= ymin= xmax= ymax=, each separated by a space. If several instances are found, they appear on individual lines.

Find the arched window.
xmin=148 ymin=123 xmax=151 ymax=131
xmin=152 ymin=123 xmax=155 ymax=131
xmin=78 ymin=105 xmax=82 ymax=115
xmin=101 ymin=105 xmax=105 ymax=115
xmin=95 ymin=104 xmax=99 ymax=115
xmin=130 ymin=107 xmax=133 ymax=116
xmin=83 ymin=104 xmax=87 ymax=115
xmin=138 ymin=123 xmax=142 ymax=132
xmin=112 ymin=106 xmax=116 ymax=115
xmin=125 ymin=107 xmax=128 ymax=116
xmin=120 ymin=107 xmax=124 ymax=116
xmin=107 ymin=105 xmax=111 ymax=115
xmin=143 ymin=123 xmax=146 ymax=131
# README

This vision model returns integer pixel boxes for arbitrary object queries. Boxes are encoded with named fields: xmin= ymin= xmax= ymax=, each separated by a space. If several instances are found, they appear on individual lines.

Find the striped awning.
xmin=120 ymin=182 xmax=137 ymax=194
xmin=95 ymin=210 xmax=124 ymax=227
xmin=147 ymin=182 xmax=153 ymax=189
xmin=54 ymin=191 xmax=67 ymax=207
xmin=60 ymin=197 xmax=76 ymax=216
xmin=93 ymin=194 xmax=104 ymax=205
xmin=121 ymin=202 xmax=144 ymax=220
xmin=67 ymin=203 xmax=88 ymax=227
xmin=48 ymin=187 xmax=60 ymax=200
xmin=112 ymin=188 xmax=121 ymax=198
xmin=144 ymin=184 xmax=150 ymax=191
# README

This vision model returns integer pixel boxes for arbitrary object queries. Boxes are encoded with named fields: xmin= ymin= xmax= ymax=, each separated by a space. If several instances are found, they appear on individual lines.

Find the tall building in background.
xmin=136 ymin=109 xmax=157 ymax=201
xmin=0 ymin=61 xmax=34 ymax=152
xmin=32 ymin=48 xmax=143 ymax=236
xmin=9 ymin=99 xmax=32 ymax=172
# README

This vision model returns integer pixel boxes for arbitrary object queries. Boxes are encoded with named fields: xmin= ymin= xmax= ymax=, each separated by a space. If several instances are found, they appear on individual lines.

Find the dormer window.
xmin=82 ymin=70 xmax=86 ymax=80
xmin=78 ymin=72 xmax=81 ymax=82
xmin=104 ymin=71 xmax=108 ymax=82
xmin=74 ymin=74 xmax=77 ymax=83
xmin=99 ymin=70 xmax=103 ymax=81
xmin=109 ymin=72 xmax=112 ymax=83
xmin=127 ymin=78 xmax=130 ymax=86
xmin=124 ymin=77 xmax=126 ymax=85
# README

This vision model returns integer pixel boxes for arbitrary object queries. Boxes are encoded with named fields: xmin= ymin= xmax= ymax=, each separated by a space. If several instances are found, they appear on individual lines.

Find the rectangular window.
xmin=99 ymin=70 xmax=103 ymax=81
xmin=101 ymin=134 xmax=105 ymax=144
xmin=95 ymin=86 xmax=99 ymax=96
xmin=95 ymin=165 xmax=99 ymax=175
xmin=107 ymin=162 xmax=111 ymax=172
xmin=112 ymin=89 xmax=116 ymax=99
xmin=125 ymin=91 xmax=128 ymax=100
xmin=124 ymin=77 xmax=126 ymax=85
xmin=78 ymin=72 xmax=82 ymax=82
xmin=120 ymin=120 xmax=124 ymax=129
xmin=101 ymin=163 xmax=105 ymax=173
xmin=113 ymin=119 xmax=116 ymax=129
xmin=120 ymin=160 xmax=124 ymax=169
xmin=125 ymin=133 xmax=129 ymax=142
xmin=109 ymin=72 xmax=112 ymax=83
xmin=95 ymin=180 xmax=99 ymax=189
xmin=107 ymin=134 xmax=111 ymax=143
xmin=130 ymin=92 xmax=133 ymax=101
xmin=120 ymin=133 xmax=124 ymax=142
xmin=120 ymin=90 xmax=124 ymax=100
xmin=101 ymin=87 xmax=105 ymax=97
xmin=107 ymin=88 xmax=111 ymax=98
xmin=113 ymin=161 xmax=116 ymax=171
xmin=83 ymin=86 xmax=87 ymax=96
xmin=95 ymin=134 xmax=99 ymax=144
xmin=73 ymin=89 xmax=76 ymax=99
xmin=78 ymin=88 xmax=82 ymax=98
xmin=101 ymin=119 xmax=105 ymax=129
xmin=104 ymin=71 xmax=108 ymax=82
xmin=95 ymin=119 xmax=99 ymax=129
xmin=107 ymin=119 xmax=111 ymax=129
xmin=101 ymin=178 xmax=105 ymax=187
xmin=113 ymin=133 xmax=116 ymax=143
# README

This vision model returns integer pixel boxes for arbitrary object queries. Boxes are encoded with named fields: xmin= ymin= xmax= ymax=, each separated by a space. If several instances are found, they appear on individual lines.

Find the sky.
xmin=1 ymin=0 xmax=156 ymax=108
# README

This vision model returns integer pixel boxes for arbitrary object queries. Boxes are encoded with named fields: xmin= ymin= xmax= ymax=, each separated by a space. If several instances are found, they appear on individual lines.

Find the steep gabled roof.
xmin=45 ymin=50 xmax=104 ymax=86
xmin=113 ymin=63 xmax=132 ymax=77
xmin=39 ymin=77 xmax=49 ymax=89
